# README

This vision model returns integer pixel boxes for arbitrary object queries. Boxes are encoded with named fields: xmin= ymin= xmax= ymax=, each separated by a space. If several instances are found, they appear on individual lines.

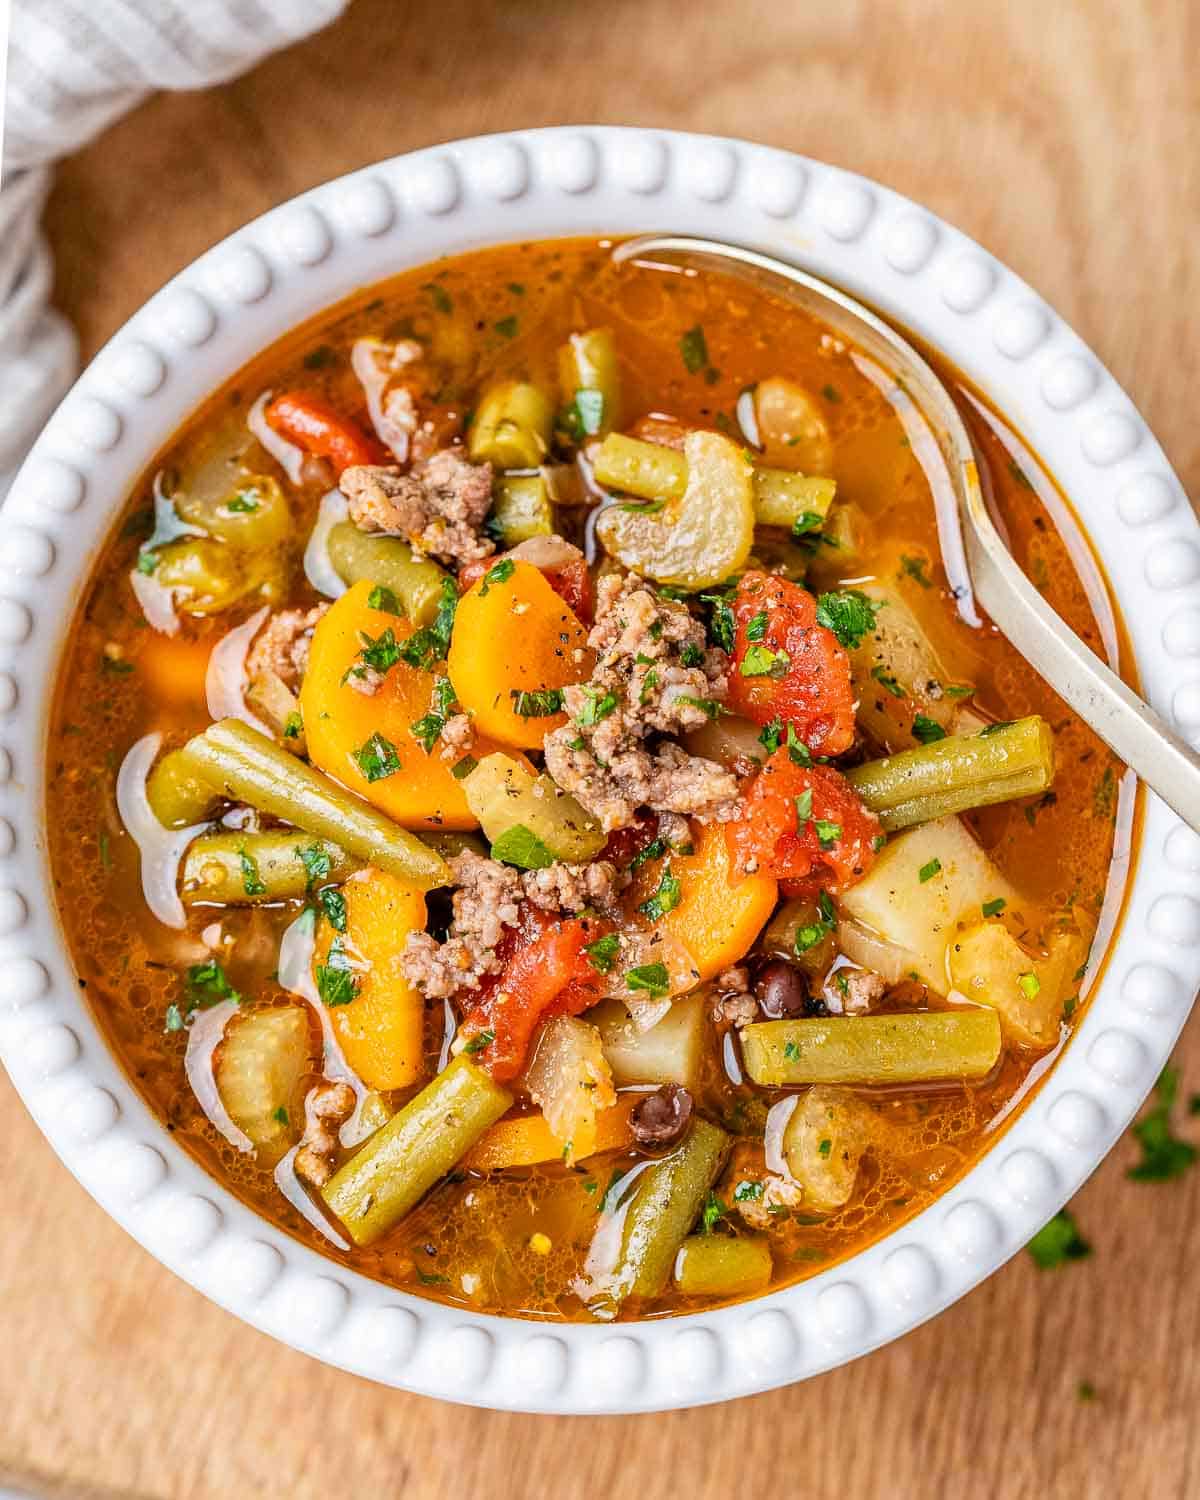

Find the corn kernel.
xmin=529 ymin=1231 xmax=552 ymax=1256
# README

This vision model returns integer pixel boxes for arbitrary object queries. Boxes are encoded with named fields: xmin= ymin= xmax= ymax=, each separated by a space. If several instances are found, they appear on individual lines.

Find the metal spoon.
xmin=612 ymin=234 xmax=1200 ymax=833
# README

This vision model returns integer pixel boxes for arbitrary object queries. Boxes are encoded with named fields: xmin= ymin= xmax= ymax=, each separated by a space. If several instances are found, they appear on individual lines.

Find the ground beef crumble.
xmin=543 ymin=573 xmax=739 ymax=831
xmin=399 ymin=849 xmax=626 ymax=1000
xmin=246 ymin=604 xmax=328 ymax=692
xmin=340 ymin=447 xmax=495 ymax=566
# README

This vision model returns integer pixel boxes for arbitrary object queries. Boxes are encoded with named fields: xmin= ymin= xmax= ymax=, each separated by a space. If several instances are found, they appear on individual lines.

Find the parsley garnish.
xmin=584 ymin=934 xmax=621 ymax=974
xmin=918 ymin=857 xmax=942 ymax=883
xmin=759 ymin=718 xmax=783 ymax=754
xmin=411 ymin=675 xmax=456 ymax=751
xmin=625 ymin=962 xmax=669 ymax=998
xmin=629 ymin=838 xmax=666 ymax=872
xmin=741 ymin=642 xmax=790 ymax=679
xmin=982 ymin=897 xmax=1006 ymax=918
xmin=172 ymin=960 xmax=241 ymax=1031
xmin=870 ymin=665 xmax=905 ymax=698
xmin=783 ymin=1039 xmax=801 ymax=1061
xmin=815 ymin=590 xmax=880 ymax=649
xmin=679 ymin=325 xmax=709 ymax=374
xmin=316 ymin=937 xmax=358 ymax=1007
xmin=423 ymin=282 xmax=453 ymax=314
xmin=700 ymin=1191 xmax=728 ymax=1234
xmin=794 ymin=789 xmax=814 ymax=830
xmin=912 ymin=713 xmax=946 ymax=743
xmin=795 ymin=889 xmax=836 ymax=954
xmin=745 ymin=610 xmax=768 ymax=642
xmin=675 ymin=694 xmax=723 ymax=719
xmin=353 ymin=731 xmax=402 ymax=782
xmin=480 ymin=558 xmax=515 ymax=596
xmin=295 ymin=842 xmax=332 ymax=891
xmin=489 ymin=824 xmax=556 ymax=869
xmin=700 ymin=591 xmax=736 ymax=653
xmin=1027 ymin=1209 xmax=1091 ymax=1269
xmin=680 ymin=642 xmax=705 ymax=668
xmin=638 ymin=865 xmax=681 ymax=922
xmin=511 ymin=686 xmax=564 ymax=717
xmin=1128 ymin=1065 xmax=1198 ymax=1182
xmin=576 ymin=685 xmax=618 ymax=725
xmin=367 ymin=584 xmax=400 ymax=614
xmin=462 ymin=1029 xmax=495 ymax=1055
xmin=352 ymin=626 xmax=402 ymax=677
xmin=733 ymin=1180 xmax=764 ymax=1202
xmin=494 ymin=316 xmax=519 ymax=339
xmin=238 ymin=846 xmax=267 ymax=897
xmin=900 ymin=554 xmax=931 ymax=588
xmin=452 ymin=755 xmax=479 ymax=780
xmin=319 ymin=886 xmax=347 ymax=932
xmin=639 ymin=668 xmax=660 ymax=705
xmin=813 ymin=819 xmax=841 ymax=849
xmin=1017 ymin=971 xmax=1041 ymax=999
xmin=283 ymin=711 xmax=303 ymax=740
xmin=226 ymin=489 xmax=260 ymax=514
xmin=398 ymin=578 xmax=458 ymax=671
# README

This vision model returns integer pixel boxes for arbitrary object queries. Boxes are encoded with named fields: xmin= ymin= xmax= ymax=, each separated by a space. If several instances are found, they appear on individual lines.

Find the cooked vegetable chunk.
xmin=215 ymin=1005 xmax=313 ymax=1164
xmin=782 ymin=1085 xmax=872 ymax=1212
xmin=740 ymin=1010 xmax=1003 ymax=1086
xmin=673 ymin=1233 xmax=773 ymax=1297
xmin=181 ymin=831 xmax=357 ymax=904
xmin=593 ymin=993 xmax=707 ymax=1089
xmin=463 ymin=752 xmax=605 ymax=866
xmin=949 ymin=920 xmax=1088 ymax=1049
xmin=468 ymin=380 xmax=554 ymax=468
xmin=325 ymin=522 xmax=450 ymax=626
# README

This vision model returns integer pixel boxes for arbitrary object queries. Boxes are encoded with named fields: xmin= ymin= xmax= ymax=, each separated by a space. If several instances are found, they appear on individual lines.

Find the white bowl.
xmin=3 ymin=128 xmax=1198 ymax=1413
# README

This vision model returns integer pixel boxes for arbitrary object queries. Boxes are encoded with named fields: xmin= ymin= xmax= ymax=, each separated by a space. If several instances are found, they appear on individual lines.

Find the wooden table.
xmin=5 ymin=1 xmax=1199 ymax=1494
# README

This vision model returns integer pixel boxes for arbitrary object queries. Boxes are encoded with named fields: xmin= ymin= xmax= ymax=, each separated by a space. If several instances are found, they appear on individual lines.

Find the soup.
xmin=48 ymin=238 xmax=1127 ymax=1321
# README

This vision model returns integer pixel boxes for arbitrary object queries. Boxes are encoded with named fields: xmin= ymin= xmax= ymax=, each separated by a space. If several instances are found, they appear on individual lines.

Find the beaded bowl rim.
xmin=2 ymin=127 xmax=1198 ymax=1414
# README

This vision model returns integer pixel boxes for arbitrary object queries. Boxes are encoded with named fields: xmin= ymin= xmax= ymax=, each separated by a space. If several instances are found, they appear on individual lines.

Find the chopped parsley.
xmin=282 ymin=711 xmax=303 ymax=740
xmin=815 ymin=590 xmax=880 ymax=649
xmin=294 ymin=842 xmax=332 ymax=891
xmin=410 ymin=675 xmax=457 ymax=752
xmin=171 ymin=960 xmax=241 ymax=1031
xmin=422 ymin=281 xmax=453 ymax=314
xmin=795 ymin=889 xmax=836 ymax=954
xmin=462 ymin=1029 xmax=495 ymax=1055
xmin=508 ymin=686 xmax=564 ymax=718
xmin=912 ymin=713 xmax=946 ymax=743
xmin=1027 ymin=1209 xmax=1091 ymax=1269
xmin=451 ymin=755 xmax=479 ymax=780
xmin=759 ymin=718 xmax=784 ymax=753
xmin=679 ymin=324 xmax=709 ymax=375
xmin=817 ymin=1138 xmax=832 ymax=1158
xmin=398 ymin=577 xmax=458 ymax=671
xmin=783 ymin=1039 xmax=801 ymax=1062
xmin=625 ymin=962 xmax=669 ymax=999
xmin=794 ymin=788 xmax=814 ymax=828
xmin=272 ymin=1105 xmax=290 ymax=1126
xmin=813 ymin=819 xmax=841 ymax=849
xmin=1017 ymin=971 xmax=1041 ymax=999
xmin=979 ymin=720 xmax=1016 ymax=737
xmin=480 ymin=558 xmax=515 ymax=596
xmin=745 ymin=610 xmax=769 ymax=642
xmin=367 ymin=584 xmax=400 ymax=614
xmin=675 ymin=694 xmax=723 ymax=719
xmin=576 ymin=686 xmax=617 ymax=726
xmin=700 ymin=592 xmax=736 ymax=653
xmin=740 ymin=643 xmax=791 ymax=679
xmin=918 ymin=857 xmax=942 ymax=883
xmin=982 ymin=897 xmax=1007 ymax=917
xmin=353 ymin=731 xmax=402 ymax=782
xmin=870 ymin=665 xmax=905 ymax=699
xmin=900 ymin=554 xmax=932 ymax=588
xmin=584 ymin=934 xmax=621 ymax=974
xmin=226 ymin=489 xmax=260 ymax=514
xmin=316 ymin=937 xmax=358 ymax=1007
xmin=699 ymin=1190 xmax=728 ymax=1234
xmin=629 ymin=837 xmax=666 ymax=872
xmin=680 ymin=642 xmax=705 ymax=668
xmin=637 ymin=865 xmax=681 ymax=922
xmin=489 ymin=824 xmax=556 ymax=870
xmin=792 ymin=510 xmax=835 ymax=551
xmin=318 ymin=886 xmax=348 ymax=932
xmin=493 ymin=315 xmax=519 ymax=339
xmin=1127 ymin=1065 xmax=1198 ymax=1182
xmin=238 ymin=846 xmax=267 ymax=897
xmin=733 ymin=1180 xmax=764 ymax=1202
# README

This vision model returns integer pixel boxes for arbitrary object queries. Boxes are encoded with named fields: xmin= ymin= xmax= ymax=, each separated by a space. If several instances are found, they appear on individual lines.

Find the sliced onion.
xmin=763 ymin=1094 xmax=801 ymax=1182
xmin=303 ymin=488 xmax=350 ymax=599
xmin=184 ymin=999 xmax=253 ymax=1153
xmin=736 ymin=386 xmax=762 ymax=450
xmin=352 ymin=337 xmax=415 ymax=463
xmin=248 ymin=390 xmax=306 ymax=486
xmin=276 ymin=908 xmax=370 ymax=1147
xmin=129 ymin=567 xmax=180 ymax=636
xmin=115 ymin=732 xmax=211 ymax=929
xmin=206 ymin=604 xmax=271 ymax=733
xmin=575 ymin=1158 xmax=657 ymax=1306
xmin=273 ymin=1145 xmax=351 ymax=1251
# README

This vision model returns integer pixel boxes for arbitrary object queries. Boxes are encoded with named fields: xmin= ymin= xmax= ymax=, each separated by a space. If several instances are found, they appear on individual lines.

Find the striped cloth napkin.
xmin=0 ymin=0 xmax=349 ymax=500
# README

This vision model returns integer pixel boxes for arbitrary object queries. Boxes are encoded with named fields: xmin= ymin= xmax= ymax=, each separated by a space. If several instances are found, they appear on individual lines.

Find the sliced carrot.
xmin=447 ymin=560 xmax=593 ymax=749
xmin=627 ymin=819 xmax=778 ymax=983
xmin=265 ymin=391 xmax=381 ymax=472
xmin=314 ymin=868 xmax=426 ymax=1090
xmin=463 ymin=1095 xmax=636 ymax=1171
xmin=300 ymin=578 xmax=495 ymax=829
xmin=134 ymin=632 xmax=212 ymax=710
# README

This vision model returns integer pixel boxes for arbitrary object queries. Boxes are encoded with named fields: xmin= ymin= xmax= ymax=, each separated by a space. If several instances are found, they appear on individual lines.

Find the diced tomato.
xmin=265 ymin=391 xmax=383 ymax=472
xmin=458 ymin=553 xmax=593 ymax=622
xmin=458 ymin=908 xmax=605 ymax=1081
xmin=726 ymin=571 xmax=856 ymax=757
xmin=726 ymin=751 xmax=881 ymax=897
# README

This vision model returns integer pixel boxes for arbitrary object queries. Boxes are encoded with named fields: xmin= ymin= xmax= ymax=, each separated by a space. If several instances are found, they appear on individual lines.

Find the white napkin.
xmin=0 ymin=0 xmax=350 ymax=499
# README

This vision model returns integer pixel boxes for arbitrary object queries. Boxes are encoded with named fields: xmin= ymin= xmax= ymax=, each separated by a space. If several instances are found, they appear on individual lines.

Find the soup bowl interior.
xmin=2 ymin=128 xmax=1198 ymax=1413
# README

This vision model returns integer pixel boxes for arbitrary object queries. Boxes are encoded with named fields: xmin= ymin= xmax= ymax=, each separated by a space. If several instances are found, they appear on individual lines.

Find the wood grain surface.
xmin=5 ymin=0 xmax=1200 ymax=1495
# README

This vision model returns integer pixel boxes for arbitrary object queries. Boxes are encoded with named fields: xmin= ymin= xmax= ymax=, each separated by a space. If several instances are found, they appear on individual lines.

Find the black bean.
xmin=631 ymin=1084 xmax=694 ymax=1148
xmin=754 ymin=958 xmax=810 ymax=1019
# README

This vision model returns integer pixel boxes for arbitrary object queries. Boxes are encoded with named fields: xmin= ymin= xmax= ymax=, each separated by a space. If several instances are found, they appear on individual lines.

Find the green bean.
xmin=152 ymin=537 xmax=254 ymax=614
xmin=592 ymin=432 xmax=835 ymax=529
xmin=180 ymin=831 xmax=359 ymax=904
xmin=489 ymin=473 xmax=553 ymax=544
xmin=598 ymin=1118 xmax=729 ymax=1308
xmin=592 ymin=433 xmax=687 ymax=502
xmin=146 ymin=748 xmax=221 ymax=829
xmin=558 ymin=328 xmax=622 ymax=434
xmin=182 ymin=719 xmax=450 ymax=889
xmin=673 ymin=1233 xmax=773 ymax=1297
xmin=326 ymin=521 xmax=449 ymax=627
xmin=468 ymin=380 xmax=554 ymax=468
xmin=175 ymin=474 xmax=291 ymax=549
xmin=752 ymin=470 xmax=837 ymax=530
xmin=420 ymin=829 xmax=489 ymax=861
xmin=739 ymin=1010 xmax=1003 ymax=1086
xmin=847 ymin=715 xmax=1054 ymax=831
xmin=322 ymin=1055 xmax=512 ymax=1245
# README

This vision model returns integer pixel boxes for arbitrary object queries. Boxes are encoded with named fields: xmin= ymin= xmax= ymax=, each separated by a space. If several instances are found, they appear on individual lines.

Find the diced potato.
xmin=740 ymin=1009 xmax=1003 ymax=1086
xmin=948 ymin=921 xmax=1088 ymax=1049
xmin=215 ymin=1005 xmax=313 ymax=1164
xmin=463 ymin=752 xmax=605 ymax=867
xmin=782 ymin=1085 xmax=872 ymax=1213
xmin=523 ymin=1016 xmax=617 ymax=1163
xmin=595 ymin=430 xmax=755 ymax=590
xmin=592 ymin=992 xmax=706 ymax=1088
xmin=673 ymin=1234 xmax=772 ymax=1297
xmin=839 ymin=816 xmax=1024 ymax=990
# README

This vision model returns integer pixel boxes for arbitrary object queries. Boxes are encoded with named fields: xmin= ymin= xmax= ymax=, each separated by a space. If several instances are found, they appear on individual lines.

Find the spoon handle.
xmin=964 ymin=471 xmax=1200 ymax=832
